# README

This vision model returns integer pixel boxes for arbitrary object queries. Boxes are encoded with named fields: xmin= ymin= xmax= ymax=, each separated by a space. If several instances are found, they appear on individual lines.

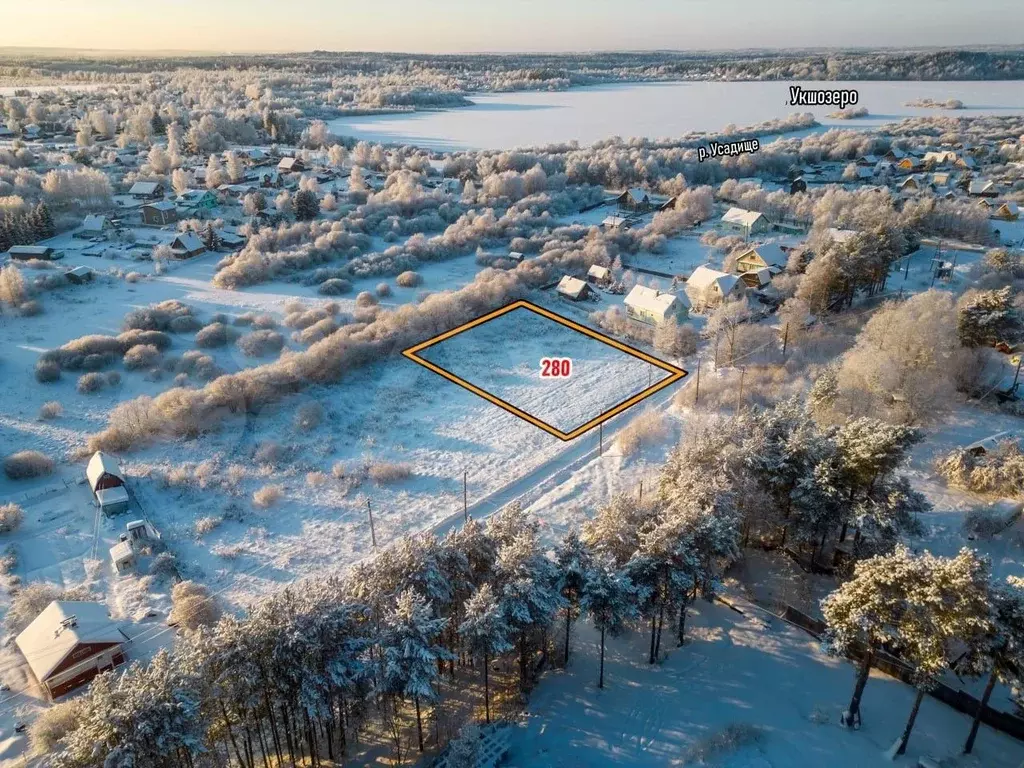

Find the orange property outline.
xmin=401 ymin=299 xmax=688 ymax=441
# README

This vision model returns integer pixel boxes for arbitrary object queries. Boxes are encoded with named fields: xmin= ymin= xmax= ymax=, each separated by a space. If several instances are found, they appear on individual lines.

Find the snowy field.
xmin=414 ymin=304 xmax=675 ymax=434
xmin=328 ymin=80 xmax=1024 ymax=150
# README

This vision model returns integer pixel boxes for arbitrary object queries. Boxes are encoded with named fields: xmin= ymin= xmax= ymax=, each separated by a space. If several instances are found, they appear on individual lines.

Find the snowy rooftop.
xmin=721 ymin=206 xmax=765 ymax=227
xmin=16 ymin=601 xmax=125 ymax=683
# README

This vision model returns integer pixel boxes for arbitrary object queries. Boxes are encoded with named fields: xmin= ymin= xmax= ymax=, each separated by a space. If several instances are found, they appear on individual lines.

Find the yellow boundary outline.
xmin=401 ymin=299 xmax=688 ymax=441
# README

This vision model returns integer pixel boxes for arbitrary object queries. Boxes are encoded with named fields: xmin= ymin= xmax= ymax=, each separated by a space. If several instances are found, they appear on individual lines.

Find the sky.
xmin=1 ymin=0 xmax=1021 ymax=54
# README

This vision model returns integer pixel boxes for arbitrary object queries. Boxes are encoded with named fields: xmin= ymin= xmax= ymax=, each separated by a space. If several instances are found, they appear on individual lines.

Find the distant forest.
xmin=2 ymin=48 xmax=1024 ymax=90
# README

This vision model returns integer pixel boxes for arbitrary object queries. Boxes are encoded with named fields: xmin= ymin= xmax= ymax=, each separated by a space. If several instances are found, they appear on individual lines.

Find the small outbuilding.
xmin=65 ymin=265 xmax=95 ymax=285
xmin=16 ymin=601 xmax=128 ymax=700
xmin=128 ymin=181 xmax=164 ymax=199
xmin=76 ymin=215 xmax=112 ymax=239
xmin=87 ymin=451 xmax=130 ymax=516
xmin=587 ymin=264 xmax=612 ymax=286
xmin=616 ymin=188 xmax=651 ymax=212
xmin=109 ymin=540 xmax=136 ymax=575
xmin=556 ymin=275 xmax=593 ymax=301
xmin=277 ymin=157 xmax=305 ymax=173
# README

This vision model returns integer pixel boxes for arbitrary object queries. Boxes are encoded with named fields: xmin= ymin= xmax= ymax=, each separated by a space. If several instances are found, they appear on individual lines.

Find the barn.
xmin=16 ymin=601 xmax=128 ymax=700
xmin=87 ymin=451 xmax=130 ymax=516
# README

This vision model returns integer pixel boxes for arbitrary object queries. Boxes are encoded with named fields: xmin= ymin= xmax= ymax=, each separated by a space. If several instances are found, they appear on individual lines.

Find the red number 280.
xmin=540 ymin=357 xmax=573 ymax=378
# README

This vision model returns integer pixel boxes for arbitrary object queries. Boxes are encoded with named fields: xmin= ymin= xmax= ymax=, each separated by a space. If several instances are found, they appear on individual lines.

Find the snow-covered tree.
xmin=294 ymin=189 xmax=319 ymax=221
xmin=378 ymin=589 xmax=451 ymax=753
xmin=554 ymin=529 xmax=595 ymax=664
xmin=961 ymin=575 xmax=1024 ymax=754
xmin=957 ymin=287 xmax=1017 ymax=348
xmin=581 ymin=560 xmax=637 ymax=688
xmin=821 ymin=546 xmax=990 ymax=743
xmin=459 ymin=583 xmax=512 ymax=723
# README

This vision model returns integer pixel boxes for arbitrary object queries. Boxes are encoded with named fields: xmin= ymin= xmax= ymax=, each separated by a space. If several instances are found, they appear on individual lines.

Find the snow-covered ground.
xmin=508 ymin=597 xmax=1024 ymax=768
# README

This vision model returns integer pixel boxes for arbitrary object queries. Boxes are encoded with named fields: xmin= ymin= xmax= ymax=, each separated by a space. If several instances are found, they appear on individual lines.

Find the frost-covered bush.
xmin=368 ymin=461 xmax=412 ymax=484
xmin=122 ymin=300 xmax=196 ymax=332
xmin=284 ymin=308 xmax=329 ymax=330
xmin=251 ymin=313 xmax=278 ymax=329
xmin=295 ymin=318 xmax=338 ymax=345
xmin=615 ymin=410 xmax=668 ymax=456
xmin=35 ymin=360 xmax=60 ymax=382
xmin=123 ymin=344 xmax=162 ymax=370
xmin=253 ymin=484 xmax=284 ymax=508
xmin=254 ymin=441 xmax=285 ymax=467
xmin=28 ymin=699 xmax=84 ymax=757
xmin=18 ymin=299 xmax=43 ymax=317
xmin=3 ymin=450 xmax=55 ymax=480
xmin=355 ymin=290 xmax=378 ymax=307
xmin=38 ymin=401 xmax=63 ymax=419
xmin=237 ymin=329 xmax=285 ymax=357
xmin=0 ymin=502 xmax=24 ymax=533
xmin=936 ymin=441 xmax=1024 ymax=498
xmin=106 ymin=370 xmax=122 ymax=386
xmin=195 ymin=516 xmax=223 ymax=537
xmin=396 ymin=270 xmax=422 ymax=287
xmin=376 ymin=282 xmax=392 ymax=297
xmin=681 ymin=723 xmax=763 ymax=765
xmin=962 ymin=507 xmax=1015 ymax=539
xmin=5 ymin=582 xmax=96 ymax=633
xmin=169 ymin=315 xmax=203 ymax=333
xmin=318 ymin=278 xmax=352 ymax=296
xmin=169 ymin=580 xmax=221 ymax=630
xmin=77 ymin=372 xmax=106 ymax=393
xmin=195 ymin=322 xmax=239 ymax=349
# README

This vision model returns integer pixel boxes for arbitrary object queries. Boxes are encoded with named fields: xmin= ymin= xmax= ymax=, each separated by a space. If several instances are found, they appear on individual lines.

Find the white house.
xmin=87 ymin=451 xmax=129 ymax=516
xmin=602 ymin=215 xmax=630 ymax=230
xmin=128 ymin=181 xmax=164 ymax=199
xmin=76 ymin=214 xmax=112 ymax=238
xmin=968 ymin=179 xmax=998 ymax=197
xmin=720 ymin=207 xmax=772 ymax=236
xmin=623 ymin=285 xmax=689 ymax=325
xmin=16 ymin=601 xmax=128 ymax=700
xmin=686 ymin=265 xmax=744 ymax=307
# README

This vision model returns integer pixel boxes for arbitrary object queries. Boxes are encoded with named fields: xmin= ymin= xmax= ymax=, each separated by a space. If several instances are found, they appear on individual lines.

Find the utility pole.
xmin=638 ymin=481 xmax=643 ymax=504
xmin=1014 ymin=356 xmax=1023 ymax=393
xmin=366 ymin=499 xmax=377 ymax=549
xmin=694 ymin=358 xmax=701 ymax=405
xmin=599 ymin=423 xmax=603 ymax=456
xmin=737 ymin=367 xmax=746 ymax=412
xmin=781 ymin=323 xmax=789 ymax=358
xmin=714 ymin=337 xmax=720 ymax=368
xmin=463 ymin=470 xmax=468 ymax=523
xmin=904 ymin=250 xmax=911 ymax=280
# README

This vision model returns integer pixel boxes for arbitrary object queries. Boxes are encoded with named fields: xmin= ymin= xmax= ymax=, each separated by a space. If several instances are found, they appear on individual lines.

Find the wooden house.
xmin=720 ymin=207 xmax=772 ymax=236
xmin=170 ymin=232 xmax=207 ymax=259
xmin=127 ymin=181 xmax=164 ymax=199
xmin=75 ymin=215 xmax=112 ymax=239
xmin=277 ymin=157 xmax=305 ymax=174
xmin=616 ymin=188 xmax=651 ymax=213
xmin=7 ymin=245 xmax=61 ymax=261
xmin=556 ymin=276 xmax=593 ymax=301
xmin=992 ymin=201 xmax=1020 ymax=221
xmin=968 ymin=179 xmax=998 ymax=198
xmin=685 ymin=265 xmax=745 ymax=306
xmin=602 ymin=215 xmax=630 ymax=231
xmin=16 ymin=601 xmax=128 ymax=700
xmin=735 ymin=243 xmax=787 ymax=275
xmin=141 ymin=201 xmax=178 ymax=227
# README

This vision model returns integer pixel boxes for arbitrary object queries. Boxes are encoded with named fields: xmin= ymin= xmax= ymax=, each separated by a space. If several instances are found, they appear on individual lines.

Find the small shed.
xmin=507 ymin=251 xmax=525 ymax=263
xmin=76 ymin=215 xmax=111 ymax=238
xmin=15 ymin=601 xmax=128 ymax=700
xmin=587 ymin=264 xmax=612 ymax=286
xmin=109 ymin=540 xmax=136 ymax=574
xmin=277 ymin=157 xmax=305 ymax=173
xmin=65 ymin=266 xmax=95 ymax=285
xmin=965 ymin=431 xmax=1018 ymax=457
xmin=556 ymin=276 xmax=593 ymax=301
xmin=602 ymin=215 xmax=630 ymax=230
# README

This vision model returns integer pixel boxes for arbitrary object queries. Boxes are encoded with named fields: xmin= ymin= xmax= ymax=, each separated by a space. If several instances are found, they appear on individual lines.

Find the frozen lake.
xmin=328 ymin=80 xmax=1024 ymax=151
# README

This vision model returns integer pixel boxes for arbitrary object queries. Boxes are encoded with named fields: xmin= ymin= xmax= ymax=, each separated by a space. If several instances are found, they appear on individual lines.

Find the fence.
xmin=779 ymin=604 xmax=1024 ymax=742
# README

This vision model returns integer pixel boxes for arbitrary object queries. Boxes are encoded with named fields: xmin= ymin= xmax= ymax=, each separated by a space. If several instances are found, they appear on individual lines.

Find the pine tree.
xmin=581 ymin=561 xmax=637 ymax=688
xmin=294 ymin=189 xmax=319 ymax=221
xmin=460 ymin=583 xmax=512 ymax=723
xmin=957 ymin=287 xmax=1017 ymax=348
xmin=821 ymin=546 xmax=990 ymax=739
xmin=554 ymin=529 xmax=595 ymax=665
xmin=150 ymin=112 xmax=166 ymax=135
xmin=378 ymin=589 xmax=451 ymax=753
xmin=961 ymin=576 xmax=1024 ymax=754
xmin=202 ymin=222 xmax=220 ymax=252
